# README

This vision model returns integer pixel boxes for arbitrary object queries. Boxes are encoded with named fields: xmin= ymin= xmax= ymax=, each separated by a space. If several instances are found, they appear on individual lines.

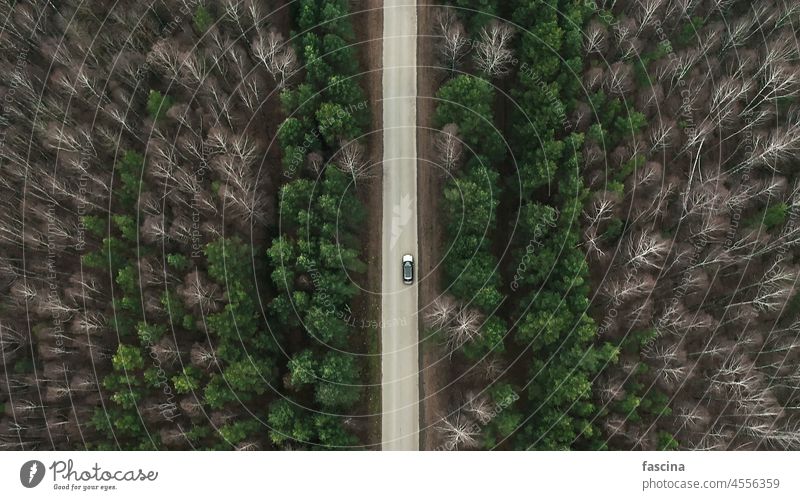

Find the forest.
xmin=425 ymin=0 xmax=800 ymax=451
xmin=2 ymin=0 xmax=800 ymax=452
xmin=0 ymin=0 xmax=375 ymax=450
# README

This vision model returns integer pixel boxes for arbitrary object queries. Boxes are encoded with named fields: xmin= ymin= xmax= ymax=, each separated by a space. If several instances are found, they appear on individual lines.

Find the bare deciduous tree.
xmin=604 ymin=62 xmax=634 ymax=96
xmin=602 ymin=271 xmax=654 ymax=305
xmin=435 ymin=8 xmax=470 ymax=72
xmin=625 ymin=230 xmax=668 ymax=269
xmin=434 ymin=123 xmax=463 ymax=173
xmin=444 ymin=307 xmax=483 ymax=350
xmin=179 ymin=271 xmax=222 ymax=313
xmin=425 ymin=295 xmax=458 ymax=329
xmin=465 ymin=392 xmax=494 ymax=425
xmin=635 ymin=0 xmax=663 ymax=34
xmin=252 ymin=29 xmax=298 ymax=88
xmin=474 ymin=21 xmax=515 ymax=77
xmin=190 ymin=343 xmax=217 ymax=371
xmin=584 ymin=21 xmax=608 ymax=54
xmin=334 ymin=140 xmax=372 ymax=185
xmin=435 ymin=411 xmax=479 ymax=450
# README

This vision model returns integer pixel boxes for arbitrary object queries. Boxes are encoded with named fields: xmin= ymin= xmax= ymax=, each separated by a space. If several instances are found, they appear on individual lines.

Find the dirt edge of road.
xmin=352 ymin=0 xmax=384 ymax=450
xmin=416 ymin=0 xmax=447 ymax=451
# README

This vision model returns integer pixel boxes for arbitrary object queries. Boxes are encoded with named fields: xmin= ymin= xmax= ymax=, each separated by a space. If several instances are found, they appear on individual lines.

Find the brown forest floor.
xmin=351 ymin=0 xmax=384 ymax=449
xmin=416 ymin=0 xmax=448 ymax=451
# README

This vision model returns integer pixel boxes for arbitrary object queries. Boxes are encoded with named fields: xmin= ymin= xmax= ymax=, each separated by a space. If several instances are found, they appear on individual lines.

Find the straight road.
xmin=381 ymin=0 xmax=419 ymax=451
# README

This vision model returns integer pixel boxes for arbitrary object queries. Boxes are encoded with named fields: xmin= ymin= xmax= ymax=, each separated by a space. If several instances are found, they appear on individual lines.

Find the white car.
xmin=402 ymin=254 xmax=414 ymax=284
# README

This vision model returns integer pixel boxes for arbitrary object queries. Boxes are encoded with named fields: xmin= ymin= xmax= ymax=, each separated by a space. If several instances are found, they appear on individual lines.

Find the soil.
xmin=416 ymin=0 xmax=449 ymax=451
xmin=351 ymin=0 xmax=384 ymax=450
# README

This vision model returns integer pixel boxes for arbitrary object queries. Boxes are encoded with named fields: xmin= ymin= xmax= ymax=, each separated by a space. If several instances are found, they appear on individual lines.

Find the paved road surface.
xmin=381 ymin=0 xmax=419 ymax=451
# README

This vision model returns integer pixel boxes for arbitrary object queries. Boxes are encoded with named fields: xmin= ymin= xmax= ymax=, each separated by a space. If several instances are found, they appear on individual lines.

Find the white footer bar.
xmin=1 ymin=451 xmax=797 ymax=499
